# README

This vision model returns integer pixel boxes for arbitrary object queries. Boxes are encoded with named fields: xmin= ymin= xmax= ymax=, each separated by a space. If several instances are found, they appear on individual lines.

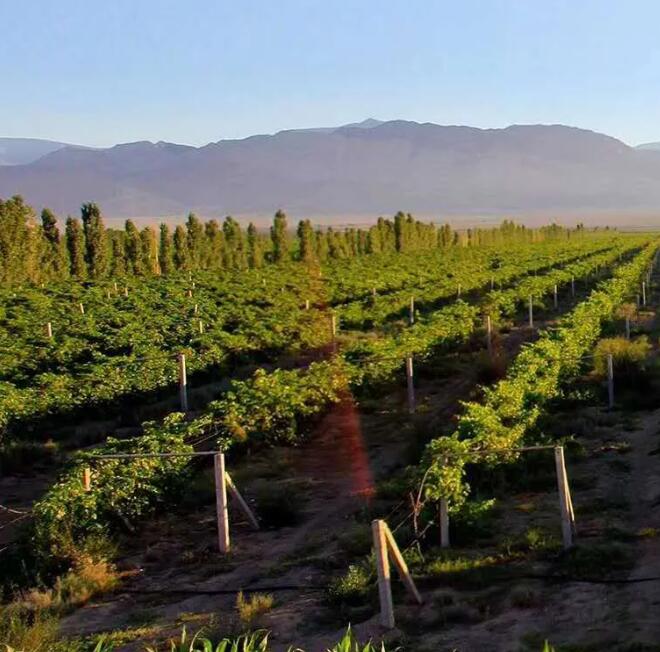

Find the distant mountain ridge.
xmin=0 ymin=138 xmax=75 ymax=166
xmin=3 ymin=120 xmax=660 ymax=220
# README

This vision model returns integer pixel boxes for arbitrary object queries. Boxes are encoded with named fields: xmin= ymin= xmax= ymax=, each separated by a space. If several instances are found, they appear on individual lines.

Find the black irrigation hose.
xmin=119 ymin=584 xmax=326 ymax=596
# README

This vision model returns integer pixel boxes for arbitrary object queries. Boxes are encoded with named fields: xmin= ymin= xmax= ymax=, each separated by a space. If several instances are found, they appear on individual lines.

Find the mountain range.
xmin=3 ymin=120 xmax=660 ymax=223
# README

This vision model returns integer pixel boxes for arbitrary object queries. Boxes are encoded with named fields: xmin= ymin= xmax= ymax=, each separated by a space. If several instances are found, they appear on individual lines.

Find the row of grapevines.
xmin=421 ymin=241 xmax=659 ymax=508
xmin=336 ymin=236 xmax=628 ymax=329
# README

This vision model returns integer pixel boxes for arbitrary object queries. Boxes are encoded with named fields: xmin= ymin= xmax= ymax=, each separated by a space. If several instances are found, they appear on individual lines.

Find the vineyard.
xmin=2 ymin=212 xmax=660 ymax=652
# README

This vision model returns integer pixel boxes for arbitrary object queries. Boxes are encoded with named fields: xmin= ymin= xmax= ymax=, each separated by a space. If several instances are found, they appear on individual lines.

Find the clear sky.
xmin=2 ymin=0 xmax=660 ymax=147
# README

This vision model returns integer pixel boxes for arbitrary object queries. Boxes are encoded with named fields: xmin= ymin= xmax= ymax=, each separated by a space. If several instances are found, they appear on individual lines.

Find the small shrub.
xmin=327 ymin=564 xmax=373 ymax=606
xmin=235 ymin=592 xmax=274 ymax=628
xmin=593 ymin=336 xmax=651 ymax=379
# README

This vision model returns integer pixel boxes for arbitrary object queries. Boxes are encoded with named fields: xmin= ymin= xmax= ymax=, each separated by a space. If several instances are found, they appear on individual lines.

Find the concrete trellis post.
xmin=486 ymin=315 xmax=492 ymax=356
xmin=178 ymin=353 xmax=189 ymax=412
xmin=554 ymin=447 xmax=575 ymax=549
xmin=405 ymin=356 xmax=415 ymax=414
xmin=607 ymin=353 xmax=614 ymax=409
xmin=83 ymin=467 xmax=91 ymax=492
xmin=553 ymin=284 xmax=558 ymax=309
xmin=194 ymin=303 xmax=198 ymax=315
xmin=214 ymin=453 xmax=230 ymax=553
xmin=372 ymin=520 xmax=394 ymax=628
xmin=528 ymin=296 xmax=534 ymax=329
xmin=198 ymin=320 xmax=204 ymax=335
xmin=439 ymin=498 xmax=450 ymax=548
xmin=409 ymin=296 xmax=415 ymax=325
xmin=330 ymin=314 xmax=337 ymax=340
xmin=46 ymin=322 xmax=53 ymax=339
xmin=642 ymin=282 xmax=647 ymax=307
xmin=305 ymin=299 xmax=310 ymax=310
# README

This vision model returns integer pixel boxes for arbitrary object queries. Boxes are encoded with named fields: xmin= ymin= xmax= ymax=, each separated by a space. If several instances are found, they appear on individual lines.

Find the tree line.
xmin=0 ymin=195 xmax=584 ymax=285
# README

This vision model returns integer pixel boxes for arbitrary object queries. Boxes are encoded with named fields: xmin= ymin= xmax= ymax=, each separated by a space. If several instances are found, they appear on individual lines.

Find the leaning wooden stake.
xmin=225 ymin=472 xmax=260 ymax=530
xmin=383 ymin=522 xmax=423 ymax=605
xmin=405 ymin=356 xmax=415 ymax=414
xmin=214 ymin=454 xmax=230 ymax=553
xmin=439 ymin=498 xmax=450 ymax=548
xmin=607 ymin=353 xmax=614 ymax=409
xmin=554 ymin=447 xmax=575 ymax=549
xmin=372 ymin=520 xmax=395 ymax=628
xmin=178 ymin=353 xmax=189 ymax=412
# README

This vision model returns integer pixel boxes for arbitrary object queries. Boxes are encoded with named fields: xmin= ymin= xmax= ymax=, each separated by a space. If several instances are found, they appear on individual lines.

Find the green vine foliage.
xmin=423 ymin=241 xmax=659 ymax=510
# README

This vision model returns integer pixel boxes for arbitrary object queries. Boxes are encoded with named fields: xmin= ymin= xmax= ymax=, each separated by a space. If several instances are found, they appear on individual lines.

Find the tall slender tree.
xmin=65 ymin=216 xmax=86 ymax=279
xmin=270 ymin=210 xmax=289 ymax=263
xmin=159 ymin=224 xmax=174 ymax=275
xmin=124 ymin=219 xmax=144 ymax=275
xmin=81 ymin=202 xmax=108 ymax=278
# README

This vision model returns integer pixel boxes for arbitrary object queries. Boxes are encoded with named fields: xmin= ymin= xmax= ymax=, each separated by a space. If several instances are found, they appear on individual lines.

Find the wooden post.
xmin=383 ymin=522 xmax=423 ymax=605
xmin=305 ymin=299 xmax=310 ymax=310
xmin=625 ymin=315 xmax=630 ymax=340
xmin=83 ymin=467 xmax=91 ymax=492
xmin=406 ymin=356 xmax=415 ymax=414
xmin=79 ymin=302 xmax=85 ymax=315
xmin=372 ymin=520 xmax=395 ymax=629
xmin=553 ymin=284 xmax=558 ymax=309
xmin=46 ymin=322 xmax=53 ymax=339
xmin=485 ymin=315 xmax=492 ymax=356
xmin=554 ymin=447 xmax=574 ymax=549
xmin=330 ymin=314 xmax=337 ymax=340
xmin=214 ymin=454 xmax=230 ymax=553
xmin=528 ymin=296 xmax=533 ymax=329
xmin=198 ymin=320 xmax=204 ymax=335
xmin=194 ymin=303 xmax=198 ymax=315
xmin=409 ymin=296 xmax=415 ymax=325
xmin=439 ymin=498 xmax=450 ymax=549
xmin=571 ymin=275 xmax=575 ymax=297
xmin=642 ymin=281 xmax=647 ymax=307
xmin=178 ymin=353 xmax=188 ymax=412
xmin=225 ymin=472 xmax=260 ymax=530
xmin=607 ymin=353 xmax=614 ymax=409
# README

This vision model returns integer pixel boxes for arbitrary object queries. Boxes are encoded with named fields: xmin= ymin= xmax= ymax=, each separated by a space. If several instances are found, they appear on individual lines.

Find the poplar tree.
xmin=81 ymin=202 xmax=108 ymax=279
xmin=64 ymin=217 xmax=86 ymax=279
xmin=124 ymin=219 xmax=144 ymax=275
xmin=159 ymin=224 xmax=174 ymax=275
xmin=204 ymin=219 xmax=224 ymax=270
xmin=173 ymin=225 xmax=189 ymax=270
xmin=247 ymin=222 xmax=263 ymax=268
xmin=186 ymin=213 xmax=204 ymax=270
xmin=140 ymin=226 xmax=160 ymax=275
xmin=297 ymin=219 xmax=316 ymax=263
xmin=0 ymin=196 xmax=37 ymax=285
xmin=270 ymin=210 xmax=289 ymax=263
xmin=41 ymin=208 xmax=67 ymax=279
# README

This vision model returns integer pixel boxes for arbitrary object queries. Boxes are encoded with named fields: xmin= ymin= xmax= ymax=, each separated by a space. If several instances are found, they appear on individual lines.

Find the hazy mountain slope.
xmin=2 ymin=121 xmax=660 ymax=218
xmin=0 ymin=138 xmax=73 ymax=166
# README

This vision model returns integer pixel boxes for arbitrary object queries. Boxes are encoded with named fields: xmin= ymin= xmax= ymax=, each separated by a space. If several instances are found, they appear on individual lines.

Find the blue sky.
xmin=2 ymin=0 xmax=660 ymax=147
